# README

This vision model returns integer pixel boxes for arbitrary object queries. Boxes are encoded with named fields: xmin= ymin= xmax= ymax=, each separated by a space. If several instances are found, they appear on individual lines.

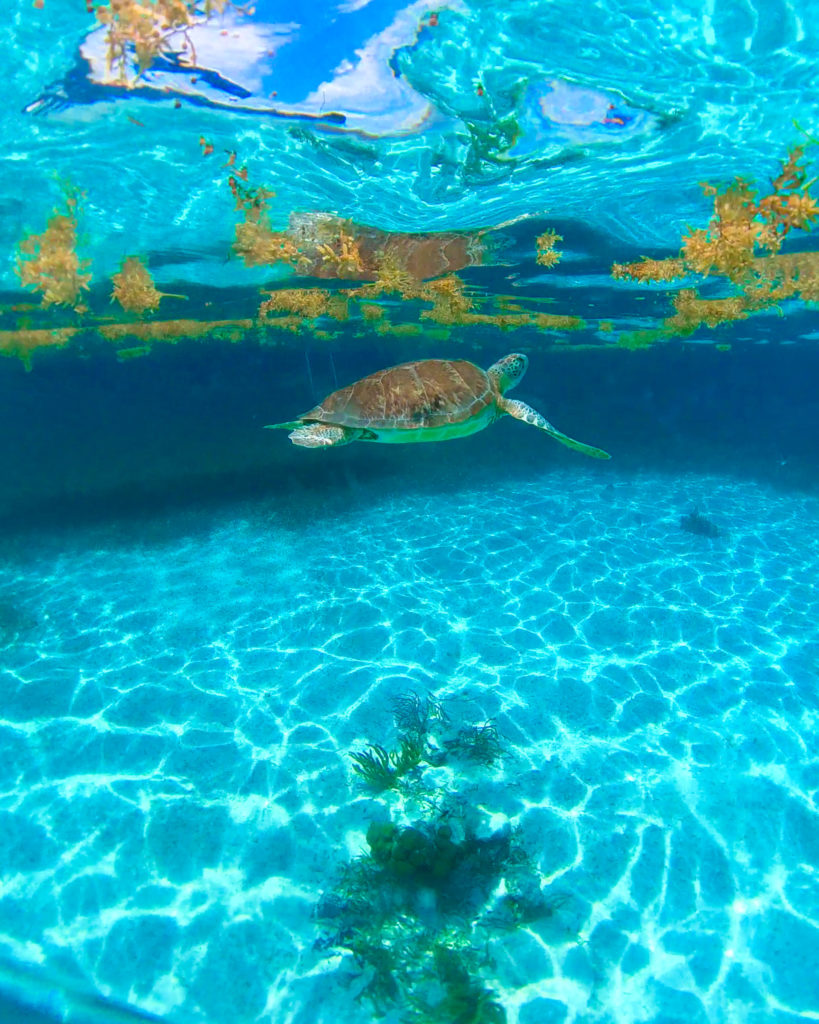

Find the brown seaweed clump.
xmin=611 ymin=258 xmax=686 ymax=283
xmin=614 ymin=145 xmax=817 ymax=290
xmin=0 ymin=327 xmax=81 ymax=370
xmin=664 ymin=290 xmax=750 ymax=332
xmin=230 ymin=176 xmax=303 ymax=269
xmin=682 ymin=147 xmax=817 ymax=280
xmin=234 ymin=219 xmax=301 ymax=268
xmin=419 ymin=275 xmax=473 ymax=323
xmin=98 ymin=317 xmax=252 ymax=344
xmin=257 ymin=288 xmax=350 ymax=335
xmin=258 ymin=288 xmax=332 ymax=320
xmin=535 ymin=229 xmax=562 ymax=268
xmin=533 ymin=313 xmax=585 ymax=330
xmin=16 ymin=191 xmax=91 ymax=308
xmin=612 ymin=144 xmax=819 ymax=341
xmin=349 ymin=249 xmax=424 ymax=300
xmin=111 ymin=256 xmax=164 ymax=313
xmin=287 ymin=214 xmax=365 ymax=278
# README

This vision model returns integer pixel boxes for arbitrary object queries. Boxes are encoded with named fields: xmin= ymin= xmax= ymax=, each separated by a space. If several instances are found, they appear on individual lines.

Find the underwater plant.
xmin=228 ymin=163 xmax=489 ymax=290
xmin=290 ymin=212 xmax=486 ymax=285
xmin=366 ymin=820 xmax=462 ymax=883
xmin=407 ymin=945 xmax=506 ymax=1024
xmin=311 ymin=220 xmax=365 ymax=278
xmin=228 ymin=171 xmax=301 ymax=270
xmin=391 ymin=691 xmax=450 ymax=737
xmin=611 ymin=142 xmax=819 ymax=340
xmin=257 ymin=288 xmax=350 ymax=329
xmin=110 ymin=255 xmax=176 ymax=313
xmin=321 ymin=691 xmax=566 ymax=1022
xmin=419 ymin=274 xmax=474 ymax=323
xmin=611 ymin=257 xmax=686 ymax=283
xmin=357 ymin=247 xmax=424 ymax=298
xmin=233 ymin=218 xmax=299 ymax=267
xmin=665 ymin=290 xmax=751 ymax=332
xmin=15 ymin=189 xmax=91 ymax=308
xmin=443 ymin=722 xmax=505 ymax=768
xmin=258 ymin=288 xmax=332 ymax=321
xmin=318 ymin=810 xmax=551 ymax=1022
xmin=0 ymin=326 xmax=81 ymax=369
xmin=350 ymin=735 xmax=425 ymax=791
xmin=535 ymin=228 xmax=563 ymax=268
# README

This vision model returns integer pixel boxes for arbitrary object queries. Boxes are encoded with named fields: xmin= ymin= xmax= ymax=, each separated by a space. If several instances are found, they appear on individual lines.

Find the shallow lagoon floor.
xmin=1 ymin=468 xmax=818 ymax=1023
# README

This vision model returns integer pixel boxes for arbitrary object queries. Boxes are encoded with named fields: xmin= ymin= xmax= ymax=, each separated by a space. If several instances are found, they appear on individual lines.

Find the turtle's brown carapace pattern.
xmin=302 ymin=359 xmax=493 ymax=431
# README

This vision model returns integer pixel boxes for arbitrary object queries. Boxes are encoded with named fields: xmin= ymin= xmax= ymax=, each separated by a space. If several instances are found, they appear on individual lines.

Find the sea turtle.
xmin=266 ymin=353 xmax=610 ymax=459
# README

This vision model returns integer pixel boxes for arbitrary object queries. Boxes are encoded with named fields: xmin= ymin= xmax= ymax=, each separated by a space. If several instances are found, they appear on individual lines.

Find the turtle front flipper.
xmin=499 ymin=398 xmax=611 ymax=460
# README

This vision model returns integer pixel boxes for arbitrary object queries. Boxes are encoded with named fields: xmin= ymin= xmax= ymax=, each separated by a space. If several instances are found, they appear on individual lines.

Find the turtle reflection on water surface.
xmin=266 ymin=353 xmax=611 ymax=459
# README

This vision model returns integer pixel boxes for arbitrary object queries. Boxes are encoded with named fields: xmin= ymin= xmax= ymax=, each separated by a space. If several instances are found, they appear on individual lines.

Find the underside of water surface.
xmin=1 ymin=2 xmax=819 ymax=1024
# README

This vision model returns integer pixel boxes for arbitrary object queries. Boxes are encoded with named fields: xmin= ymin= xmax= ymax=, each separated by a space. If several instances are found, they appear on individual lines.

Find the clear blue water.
xmin=2 ymin=2 xmax=819 ymax=1023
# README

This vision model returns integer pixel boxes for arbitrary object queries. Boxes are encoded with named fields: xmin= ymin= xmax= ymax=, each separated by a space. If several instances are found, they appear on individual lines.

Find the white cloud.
xmin=335 ymin=0 xmax=378 ymax=12
xmin=301 ymin=0 xmax=465 ymax=135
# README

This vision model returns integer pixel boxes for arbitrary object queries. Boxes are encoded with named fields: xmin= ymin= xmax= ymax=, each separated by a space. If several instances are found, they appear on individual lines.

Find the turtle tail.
xmin=264 ymin=421 xmax=304 ymax=430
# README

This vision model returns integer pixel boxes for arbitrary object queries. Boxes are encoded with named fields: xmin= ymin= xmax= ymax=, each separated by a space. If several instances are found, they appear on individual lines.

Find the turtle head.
xmin=488 ymin=352 xmax=528 ymax=394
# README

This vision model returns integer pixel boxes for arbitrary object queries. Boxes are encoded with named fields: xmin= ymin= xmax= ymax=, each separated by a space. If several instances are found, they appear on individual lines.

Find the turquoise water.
xmin=6 ymin=0 xmax=819 ymax=284
xmin=2 ymin=1 xmax=819 ymax=1023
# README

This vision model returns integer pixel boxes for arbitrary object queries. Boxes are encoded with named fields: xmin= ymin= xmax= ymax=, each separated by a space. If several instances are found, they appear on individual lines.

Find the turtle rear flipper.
xmin=289 ymin=424 xmax=362 ymax=448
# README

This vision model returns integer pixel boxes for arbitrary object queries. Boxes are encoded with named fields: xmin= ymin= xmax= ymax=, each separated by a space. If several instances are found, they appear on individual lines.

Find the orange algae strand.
xmin=259 ymin=288 xmax=332 ymax=320
xmin=98 ymin=317 xmax=252 ymax=343
xmin=0 ymin=327 xmax=81 ymax=369
xmin=665 ymin=290 xmax=751 ymax=333
xmin=533 ymin=313 xmax=585 ymax=330
xmin=16 ymin=192 xmax=91 ymax=308
xmin=611 ymin=258 xmax=686 ymax=283
xmin=419 ymin=275 xmax=473 ymax=323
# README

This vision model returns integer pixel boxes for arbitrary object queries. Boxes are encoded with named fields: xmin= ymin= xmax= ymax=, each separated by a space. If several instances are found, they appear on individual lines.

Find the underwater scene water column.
xmin=1 ymin=1 xmax=818 ymax=1023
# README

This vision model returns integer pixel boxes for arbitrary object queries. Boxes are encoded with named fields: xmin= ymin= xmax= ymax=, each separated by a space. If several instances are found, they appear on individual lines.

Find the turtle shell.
xmin=301 ymin=359 xmax=494 ymax=431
